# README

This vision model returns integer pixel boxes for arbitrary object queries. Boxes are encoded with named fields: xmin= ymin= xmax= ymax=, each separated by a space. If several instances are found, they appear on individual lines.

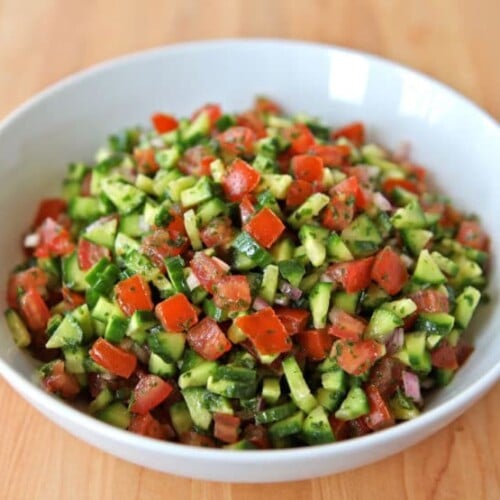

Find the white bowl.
xmin=0 ymin=39 xmax=498 ymax=483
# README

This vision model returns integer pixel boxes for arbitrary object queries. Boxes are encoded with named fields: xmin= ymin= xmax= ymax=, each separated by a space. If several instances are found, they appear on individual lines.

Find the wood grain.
xmin=0 ymin=0 xmax=498 ymax=498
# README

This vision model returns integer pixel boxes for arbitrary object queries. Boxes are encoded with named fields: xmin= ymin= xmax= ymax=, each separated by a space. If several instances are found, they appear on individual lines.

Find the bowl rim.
xmin=0 ymin=38 xmax=499 ymax=463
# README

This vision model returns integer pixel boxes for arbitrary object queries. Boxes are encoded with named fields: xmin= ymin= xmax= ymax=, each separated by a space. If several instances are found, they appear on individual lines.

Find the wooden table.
xmin=0 ymin=1 xmax=499 ymax=498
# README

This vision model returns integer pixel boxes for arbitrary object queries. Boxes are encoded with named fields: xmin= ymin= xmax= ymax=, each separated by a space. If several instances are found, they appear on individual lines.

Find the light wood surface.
xmin=0 ymin=1 xmax=499 ymax=498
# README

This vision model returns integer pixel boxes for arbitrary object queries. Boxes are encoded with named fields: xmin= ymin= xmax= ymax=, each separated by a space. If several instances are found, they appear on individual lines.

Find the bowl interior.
xmin=0 ymin=39 xmax=498 ymax=455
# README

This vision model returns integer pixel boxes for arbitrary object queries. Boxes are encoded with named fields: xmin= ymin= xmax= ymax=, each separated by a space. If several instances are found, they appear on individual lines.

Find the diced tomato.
xmin=431 ymin=340 xmax=459 ymax=370
xmin=235 ymin=308 xmax=291 ymax=355
xmin=321 ymin=192 xmax=355 ymax=231
xmin=455 ymin=340 xmax=474 ymax=366
xmin=333 ymin=339 xmax=385 ymax=375
xmin=296 ymin=329 xmax=334 ymax=361
xmin=349 ymin=417 xmax=372 ymax=437
xmin=285 ymin=180 xmax=314 ymax=209
xmin=163 ymin=206 xmax=187 ymax=238
xmin=192 ymin=103 xmax=222 ymax=128
xmin=332 ymin=122 xmax=365 ymax=147
xmin=7 ymin=267 xmax=48 ymax=308
xmin=179 ymin=431 xmax=215 ymax=447
xmin=283 ymin=124 xmax=316 ymax=155
xmin=327 ymin=308 xmax=366 ymax=341
xmin=382 ymin=178 xmax=420 ymax=196
xmin=80 ymin=172 xmax=92 ymax=197
xmin=244 ymin=208 xmax=285 ymax=249
xmin=456 ymin=220 xmax=489 ymax=251
xmin=155 ymin=293 xmax=199 ymax=332
xmin=236 ymin=111 xmax=267 ymax=138
xmin=77 ymin=239 xmax=110 ymax=271
xmin=141 ymin=229 xmax=189 ymax=271
xmin=178 ymin=145 xmax=215 ymax=177
xmin=34 ymin=218 xmax=74 ymax=258
xmin=115 ymin=274 xmax=153 ymax=316
xmin=406 ymin=163 xmax=427 ymax=182
xmin=213 ymin=275 xmax=251 ymax=313
xmin=41 ymin=360 xmax=80 ymax=399
xmin=200 ymin=216 xmax=235 ymax=249
xmin=328 ymin=416 xmax=350 ymax=441
xmin=410 ymin=289 xmax=449 ymax=313
xmin=308 ymin=144 xmax=350 ymax=167
xmin=291 ymin=155 xmax=324 ymax=183
xmin=19 ymin=288 xmax=50 ymax=332
xmin=130 ymin=375 xmax=173 ymax=415
xmin=190 ymin=252 xmax=228 ymax=293
xmin=89 ymin=338 xmax=137 ymax=378
xmin=129 ymin=412 xmax=169 ymax=440
xmin=371 ymin=247 xmax=409 ymax=295
xmin=332 ymin=175 xmax=367 ymax=210
xmin=213 ymin=412 xmax=241 ymax=444
xmin=217 ymin=126 xmax=256 ymax=157
xmin=61 ymin=287 xmax=86 ymax=310
xmin=187 ymin=317 xmax=232 ymax=360
xmin=254 ymin=97 xmax=282 ymax=115
xmin=133 ymin=147 xmax=159 ymax=175
xmin=364 ymin=385 xmax=395 ymax=431
xmin=240 ymin=195 xmax=256 ymax=224
xmin=33 ymin=198 xmax=67 ymax=228
xmin=275 ymin=307 xmax=310 ymax=335
xmin=326 ymin=257 xmax=375 ymax=293
xmin=151 ymin=112 xmax=178 ymax=134
xmin=243 ymin=424 xmax=270 ymax=449
xmin=222 ymin=159 xmax=261 ymax=202
xmin=368 ymin=357 xmax=404 ymax=399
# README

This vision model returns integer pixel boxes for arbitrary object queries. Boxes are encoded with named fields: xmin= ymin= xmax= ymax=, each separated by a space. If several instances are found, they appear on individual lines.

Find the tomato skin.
xmin=61 ymin=287 xmax=86 ymax=310
xmin=178 ymin=145 xmax=215 ymax=177
xmin=456 ymin=220 xmax=488 ymax=251
xmin=236 ymin=111 xmax=267 ymax=138
xmin=243 ymin=423 xmax=270 ymax=449
xmin=129 ymin=412 xmax=169 ymax=440
xmin=130 ymin=375 xmax=173 ymax=415
xmin=284 ymin=124 xmax=316 ymax=154
xmin=155 ymin=293 xmax=199 ymax=332
xmin=368 ymin=357 xmax=404 ymax=399
xmin=275 ymin=307 xmax=310 ymax=335
xmin=431 ymin=340 xmax=459 ymax=370
xmin=235 ymin=308 xmax=291 ymax=355
xmin=364 ymin=385 xmax=395 ymax=431
xmin=190 ymin=252 xmax=228 ymax=293
xmin=329 ymin=416 xmax=351 ymax=441
xmin=244 ymin=207 xmax=285 ymax=249
xmin=296 ymin=329 xmax=334 ymax=361
xmin=7 ymin=267 xmax=48 ymax=308
xmin=42 ymin=360 xmax=80 ymax=399
xmin=332 ymin=122 xmax=365 ymax=147
xmin=141 ymin=229 xmax=188 ymax=271
xmin=77 ymin=239 xmax=111 ymax=271
xmin=115 ymin=274 xmax=154 ymax=316
xmin=213 ymin=275 xmax=252 ymax=313
xmin=133 ymin=147 xmax=159 ymax=175
xmin=213 ymin=412 xmax=241 ymax=444
xmin=217 ymin=126 xmax=256 ymax=157
xmin=240 ymin=195 xmax=256 ymax=224
xmin=321 ymin=192 xmax=355 ymax=231
xmin=33 ymin=198 xmax=67 ymax=228
xmin=332 ymin=175 xmax=367 ymax=210
xmin=308 ymin=144 xmax=350 ymax=167
xmin=411 ymin=289 xmax=449 ymax=313
xmin=222 ymin=159 xmax=261 ymax=202
xmin=192 ymin=103 xmax=222 ymax=128
xmin=371 ymin=247 xmax=409 ymax=295
xmin=327 ymin=308 xmax=366 ymax=341
xmin=291 ymin=154 xmax=324 ymax=183
xmin=19 ymin=288 xmax=50 ymax=332
xmin=333 ymin=339 xmax=385 ymax=375
xmin=151 ymin=112 xmax=178 ymax=134
xmin=34 ymin=218 xmax=74 ymax=258
xmin=200 ymin=216 xmax=235 ymax=249
xmin=179 ymin=431 xmax=215 ymax=447
xmin=285 ymin=180 xmax=314 ymax=209
xmin=254 ymin=97 xmax=281 ymax=115
xmin=89 ymin=338 xmax=138 ymax=378
xmin=382 ymin=178 xmax=420 ymax=196
xmin=326 ymin=257 xmax=375 ymax=293
xmin=187 ymin=317 xmax=232 ymax=360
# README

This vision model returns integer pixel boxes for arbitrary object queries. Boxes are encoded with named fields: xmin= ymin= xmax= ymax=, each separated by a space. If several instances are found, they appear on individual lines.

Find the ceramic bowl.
xmin=0 ymin=39 xmax=498 ymax=483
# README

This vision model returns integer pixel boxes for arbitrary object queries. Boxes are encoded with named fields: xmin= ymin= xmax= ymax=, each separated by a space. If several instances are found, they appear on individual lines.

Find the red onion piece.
xmin=253 ymin=297 xmax=269 ymax=311
xmin=279 ymin=281 xmax=302 ymax=301
xmin=385 ymin=328 xmax=404 ymax=354
xmin=372 ymin=192 xmax=392 ymax=212
xmin=186 ymin=271 xmax=201 ymax=291
xmin=23 ymin=232 xmax=40 ymax=248
xmin=212 ymin=256 xmax=231 ymax=272
xmin=402 ymin=370 xmax=422 ymax=403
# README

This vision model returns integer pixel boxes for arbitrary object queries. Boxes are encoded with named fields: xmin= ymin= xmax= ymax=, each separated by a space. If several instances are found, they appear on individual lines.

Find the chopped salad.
xmin=4 ymin=98 xmax=490 ymax=448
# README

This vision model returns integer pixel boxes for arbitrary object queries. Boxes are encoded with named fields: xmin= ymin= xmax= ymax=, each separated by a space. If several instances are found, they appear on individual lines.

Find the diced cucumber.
xmin=415 ymin=312 xmax=455 ymax=336
xmin=431 ymin=251 xmax=459 ymax=277
xmin=341 ymin=214 xmax=382 ymax=257
xmin=326 ymin=232 xmax=354 ymax=262
xmin=101 ymin=179 xmax=145 ymax=214
xmin=206 ymin=375 xmax=257 ymax=399
xmin=288 ymin=193 xmax=330 ymax=229
xmin=91 ymin=296 xmax=124 ymax=323
xmin=165 ymin=256 xmax=189 ymax=294
xmin=196 ymin=197 xmax=227 ymax=226
xmin=169 ymin=401 xmax=193 ymax=435
xmin=104 ymin=315 xmax=129 ymax=343
xmin=114 ymin=233 xmax=140 ymax=256
xmin=149 ymin=352 xmax=177 ymax=377
xmin=321 ymin=369 xmax=347 ymax=393
xmin=278 ymin=260 xmax=305 ymax=288
xmin=299 ymin=225 xmax=327 ymax=267
xmin=181 ymin=388 xmax=212 ymax=430
xmin=361 ymin=284 xmax=390 ymax=310
xmin=454 ymin=286 xmax=481 ymax=329
xmin=168 ymin=176 xmax=197 ymax=202
xmin=183 ymin=209 xmax=203 ymax=251
xmin=268 ymin=411 xmax=305 ymax=439
xmin=302 ymin=405 xmax=335 ymax=445
xmin=71 ymin=304 xmax=94 ymax=342
xmin=62 ymin=346 xmax=87 ymax=374
xmin=156 ymin=146 xmax=181 ymax=169
xmin=89 ymin=388 xmax=114 ymax=414
xmin=180 ymin=176 xmax=213 ymax=208
xmin=255 ymin=401 xmax=298 ymax=424
xmin=271 ymin=238 xmax=295 ymax=262
xmin=405 ymin=332 xmax=432 ymax=374
xmin=260 ymin=174 xmax=293 ymax=199
xmin=4 ymin=309 xmax=31 ymax=347
xmin=259 ymin=264 xmax=279 ymax=303
xmin=391 ymin=200 xmax=427 ymax=229
xmin=400 ymin=228 xmax=433 ymax=256
xmin=365 ymin=307 xmax=403 ymax=342
xmin=382 ymin=298 xmax=417 ymax=318
xmin=412 ymin=249 xmax=446 ymax=285
xmin=332 ymin=291 xmax=360 ymax=314
xmin=126 ymin=310 xmax=158 ymax=344
xmin=184 ymin=110 xmax=210 ymax=141
xmin=262 ymin=377 xmax=281 ymax=405
xmin=62 ymin=251 xmax=88 ymax=292
xmin=335 ymin=387 xmax=369 ymax=421
xmin=68 ymin=196 xmax=102 ymax=221
xmin=147 ymin=331 xmax=186 ymax=363
xmin=232 ymin=232 xmax=272 ymax=268
xmin=178 ymin=360 xmax=218 ymax=389
xmin=390 ymin=390 xmax=420 ymax=419
xmin=96 ymin=402 xmax=131 ymax=429
xmin=46 ymin=314 xmax=83 ymax=349
xmin=309 ymin=282 xmax=332 ymax=328
xmin=202 ymin=391 xmax=234 ymax=415
xmin=82 ymin=217 xmax=118 ymax=249
xmin=434 ymin=368 xmax=455 ymax=387
xmin=282 ymin=356 xmax=317 ymax=413
xmin=209 ymin=158 xmax=226 ymax=182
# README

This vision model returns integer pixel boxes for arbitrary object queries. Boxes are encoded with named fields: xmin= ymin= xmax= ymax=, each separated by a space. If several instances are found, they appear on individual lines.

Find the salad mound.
xmin=4 ymin=98 xmax=490 ymax=449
